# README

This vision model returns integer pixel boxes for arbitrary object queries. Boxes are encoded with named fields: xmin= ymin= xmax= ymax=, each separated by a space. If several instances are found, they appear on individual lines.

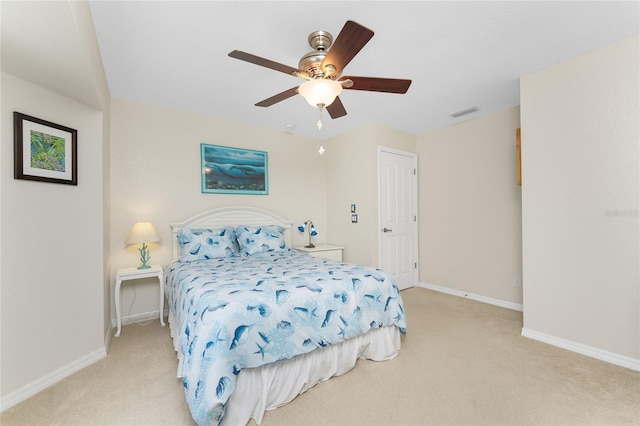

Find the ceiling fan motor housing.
xmin=308 ymin=30 xmax=332 ymax=50
xmin=298 ymin=30 xmax=337 ymax=79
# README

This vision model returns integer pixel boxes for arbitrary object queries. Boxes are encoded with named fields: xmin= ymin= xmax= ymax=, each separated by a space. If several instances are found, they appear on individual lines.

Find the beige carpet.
xmin=1 ymin=288 xmax=638 ymax=425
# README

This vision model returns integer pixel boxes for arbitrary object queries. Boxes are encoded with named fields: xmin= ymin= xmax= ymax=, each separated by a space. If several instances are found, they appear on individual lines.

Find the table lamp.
xmin=126 ymin=222 xmax=161 ymax=269
xmin=297 ymin=220 xmax=318 ymax=248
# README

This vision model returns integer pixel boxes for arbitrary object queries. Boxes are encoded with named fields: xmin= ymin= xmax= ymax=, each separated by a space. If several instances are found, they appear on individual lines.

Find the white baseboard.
xmin=1 ymin=309 xmax=168 ymax=412
xmin=110 ymin=309 xmax=168 ymax=328
xmin=0 ymin=347 xmax=107 ymax=412
xmin=419 ymin=282 xmax=639 ymax=372
xmin=419 ymin=282 xmax=523 ymax=312
xmin=522 ymin=328 xmax=640 ymax=372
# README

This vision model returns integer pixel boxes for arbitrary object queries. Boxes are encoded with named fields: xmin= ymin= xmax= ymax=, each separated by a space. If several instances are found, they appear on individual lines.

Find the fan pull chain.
xmin=317 ymin=104 xmax=324 ymax=130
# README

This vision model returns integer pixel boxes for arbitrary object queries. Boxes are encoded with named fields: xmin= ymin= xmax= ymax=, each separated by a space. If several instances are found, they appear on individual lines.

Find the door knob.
xmin=383 ymin=228 xmax=393 ymax=233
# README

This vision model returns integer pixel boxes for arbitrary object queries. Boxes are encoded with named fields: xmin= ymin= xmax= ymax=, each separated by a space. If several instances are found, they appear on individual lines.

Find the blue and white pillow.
xmin=234 ymin=225 xmax=286 ymax=256
xmin=177 ymin=227 xmax=239 ymax=261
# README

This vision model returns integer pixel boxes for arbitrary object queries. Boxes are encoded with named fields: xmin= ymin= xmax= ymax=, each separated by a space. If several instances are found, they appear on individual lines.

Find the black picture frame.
xmin=13 ymin=112 xmax=77 ymax=185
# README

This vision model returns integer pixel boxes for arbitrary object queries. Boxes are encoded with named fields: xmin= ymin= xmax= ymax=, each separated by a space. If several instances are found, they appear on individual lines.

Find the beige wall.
xmin=1 ymin=73 xmax=106 ymax=400
xmin=325 ymin=123 xmax=416 ymax=267
xmin=67 ymin=0 xmax=114 ymax=349
xmin=109 ymin=98 xmax=328 ymax=318
xmin=417 ymin=106 xmax=523 ymax=306
xmin=520 ymin=35 xmax=639 ymax=366
xmin=0 ymin=0 xmax=111 ymax=406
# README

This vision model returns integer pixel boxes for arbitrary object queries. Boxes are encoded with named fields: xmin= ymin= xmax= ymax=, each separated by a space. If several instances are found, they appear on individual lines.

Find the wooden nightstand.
xmin=114 ymin=265 xmax=165 ymax=337
xmin=295 ymin=244 xmax=344 ymax=261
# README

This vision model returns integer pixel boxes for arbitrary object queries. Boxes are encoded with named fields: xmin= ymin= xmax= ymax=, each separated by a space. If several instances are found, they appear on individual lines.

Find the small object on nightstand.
xmin=295 ymin=244 xmax=344 ymax=262
xmin=114 ymin=264 xmax=165 ymax=337
xmin=297 ymin=220 xmax=318 ymax=248
xmin=126 ymin=222 xmax=161 ymax=269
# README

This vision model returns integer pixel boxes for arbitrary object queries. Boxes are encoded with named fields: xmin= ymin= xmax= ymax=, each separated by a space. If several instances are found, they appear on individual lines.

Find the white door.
xmin=379 ymin=147 xmax=418 ymax=290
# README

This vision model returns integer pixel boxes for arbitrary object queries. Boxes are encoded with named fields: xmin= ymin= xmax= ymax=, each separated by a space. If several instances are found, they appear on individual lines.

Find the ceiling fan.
xmin=228 ymin=20 xmax=412 ymax=129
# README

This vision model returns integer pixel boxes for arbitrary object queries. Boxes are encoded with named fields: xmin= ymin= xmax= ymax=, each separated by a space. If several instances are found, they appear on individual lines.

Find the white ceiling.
xmin=2 ymin=1 xmax=103 ymax=110
xmin=4 ymin=2 xmax=639 ymax=140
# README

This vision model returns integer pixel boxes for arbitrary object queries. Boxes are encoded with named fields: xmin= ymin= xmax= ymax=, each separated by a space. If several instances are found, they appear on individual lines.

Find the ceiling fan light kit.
xmin=298 ymin=79 xmax=343 ymax=108
xmin=228 ymin=20 xmax=412 ymax=130
xmin=298 ymin=78 xmax=343 ymax=130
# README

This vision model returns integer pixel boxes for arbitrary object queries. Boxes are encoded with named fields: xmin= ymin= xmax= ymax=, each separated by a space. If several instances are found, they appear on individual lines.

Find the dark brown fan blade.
xmin=321 ymin=21 xmax=374 ymax=76
xmin=229 ymin=50 xmax=303 ymax=77
xmin=341 ymin=76 xmax=412 ymax=94
xmin=255 ymin=87 xmax=299 ymax=107
xmin=327 ymin=97 xmax=347 ymax=119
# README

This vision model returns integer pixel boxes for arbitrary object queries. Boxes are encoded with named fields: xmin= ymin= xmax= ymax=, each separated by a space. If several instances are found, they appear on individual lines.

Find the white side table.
xmin=114 ymin=265 xmax=165 ymax=337
xmin=295 ymin=244 xmax=344 ymax=261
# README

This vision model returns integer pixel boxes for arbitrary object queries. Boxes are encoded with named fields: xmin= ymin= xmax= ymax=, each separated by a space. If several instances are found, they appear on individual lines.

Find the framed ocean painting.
xmin=201 ymin=144 xmax=268 ymax=195
xmin=13 ymin=112 xmax=77 ymax=185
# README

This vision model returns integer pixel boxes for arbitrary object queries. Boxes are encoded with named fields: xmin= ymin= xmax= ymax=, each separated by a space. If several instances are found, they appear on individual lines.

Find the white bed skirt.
xmin=168 ymin=311 xmax=401 ymax=426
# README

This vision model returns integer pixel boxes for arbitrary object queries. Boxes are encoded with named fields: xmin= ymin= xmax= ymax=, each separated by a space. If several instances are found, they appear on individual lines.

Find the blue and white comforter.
xmin=165 ymin=248 xmax=407 ymax=425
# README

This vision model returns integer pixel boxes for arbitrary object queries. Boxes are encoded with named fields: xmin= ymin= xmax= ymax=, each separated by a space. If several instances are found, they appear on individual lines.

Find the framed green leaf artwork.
xmin=13 ymin=112 xmax=77 ymax=185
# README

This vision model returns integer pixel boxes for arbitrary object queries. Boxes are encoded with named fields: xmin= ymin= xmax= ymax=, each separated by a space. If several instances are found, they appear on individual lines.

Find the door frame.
xmin=377 ymin=146 xmax=419 ymax=288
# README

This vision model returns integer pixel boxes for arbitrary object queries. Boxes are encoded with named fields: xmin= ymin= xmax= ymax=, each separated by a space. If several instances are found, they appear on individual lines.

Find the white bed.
xmin=167 ymin=206 xmax=405 ymax=425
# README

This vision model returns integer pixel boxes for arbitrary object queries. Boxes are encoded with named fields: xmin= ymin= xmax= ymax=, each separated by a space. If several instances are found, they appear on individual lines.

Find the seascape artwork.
xmin=201 ymin=144 xmax=268 ymax=194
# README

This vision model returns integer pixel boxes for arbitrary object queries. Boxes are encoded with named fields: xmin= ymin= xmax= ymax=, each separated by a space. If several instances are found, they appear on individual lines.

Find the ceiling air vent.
xmin=450 ymin=106 xmax=478 ymax=118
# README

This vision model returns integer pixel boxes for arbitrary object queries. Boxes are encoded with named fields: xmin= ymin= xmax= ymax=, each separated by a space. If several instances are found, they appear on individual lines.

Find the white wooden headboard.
xmin=170 ymin=206 xmax=294 ymax=260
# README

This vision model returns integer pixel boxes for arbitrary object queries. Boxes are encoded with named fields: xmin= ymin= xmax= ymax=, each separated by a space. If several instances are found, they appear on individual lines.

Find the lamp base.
xmin=304 ymin=244 xmax=315 ymax=248
xmin=137 ymin=244 xmax=152 ymax=270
